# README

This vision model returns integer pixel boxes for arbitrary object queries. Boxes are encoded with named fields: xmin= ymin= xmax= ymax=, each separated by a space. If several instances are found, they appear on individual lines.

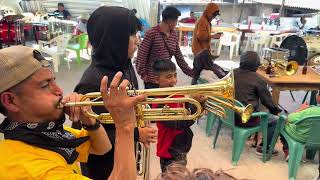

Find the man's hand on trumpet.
xmin=100 ymin=72 xmax=147 ymax=129
xmin=60 ymin=93 xmax=96 ymax=126
xmin=138 ymin=126 xmax=157 ymax=148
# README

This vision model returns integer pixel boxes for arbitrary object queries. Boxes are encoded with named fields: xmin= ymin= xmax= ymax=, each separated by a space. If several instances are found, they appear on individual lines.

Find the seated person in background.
xmin=191 ymin=49 xmax=227 ymax=85
xmin=0 ymin=46 xmax=143 ymax=180
xmin=152 ymin=59 xmax=196 ymax=172
xmin=234 ymin=51 xmax=282 ymax=155
xmin=76 ymin=13 xmax=90 ymax=34
xmin=54 ymin=3 xmax=71 ymax=20
xmin=180 ymin=11 xmax=197 ymax=24
xmin=279 ymin=96 xmax=320 ymax=161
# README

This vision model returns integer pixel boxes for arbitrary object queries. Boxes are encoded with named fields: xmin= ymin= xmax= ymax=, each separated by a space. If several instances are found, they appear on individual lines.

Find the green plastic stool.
xmin=67 ymin=33 xmax=89 ymax=65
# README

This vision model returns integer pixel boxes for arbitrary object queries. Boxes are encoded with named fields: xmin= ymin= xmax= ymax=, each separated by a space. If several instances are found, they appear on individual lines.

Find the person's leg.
xmin=256 ymin=117 xmax=279 ymax=156
xmin=280 ymin=134 xmax=289 ymax=160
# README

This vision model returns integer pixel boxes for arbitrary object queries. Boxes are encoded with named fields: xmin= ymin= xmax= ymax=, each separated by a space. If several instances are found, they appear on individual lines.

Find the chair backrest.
xmin=220 ymin=32 xmax=234 ymax=45
xmin=304 ymin=116 xmax=320 ymax=148
xmin=253 ymin=32 xmax=270 ymax=44
xmin=56 ymin=34 xmax=72 ymax=53
xmin=78 ymin=33 xmax=89 ymax=49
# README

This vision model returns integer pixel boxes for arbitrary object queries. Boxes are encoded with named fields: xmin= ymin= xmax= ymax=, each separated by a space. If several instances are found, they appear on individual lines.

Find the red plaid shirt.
xmin=136 ymin=25 xmax=194 ymax=84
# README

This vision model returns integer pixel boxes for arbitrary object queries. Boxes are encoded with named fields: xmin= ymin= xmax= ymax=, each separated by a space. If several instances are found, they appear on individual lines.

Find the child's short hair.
xmin=152 ymin=59 xmax=176 ymax=75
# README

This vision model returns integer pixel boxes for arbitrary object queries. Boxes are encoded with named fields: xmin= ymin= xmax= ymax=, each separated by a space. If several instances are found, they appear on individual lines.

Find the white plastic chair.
xmin=270 ymin=33 xmax=296 ymax=48
xmin=251 ymin=32 xmax=271 ymax=53
xmin=217 ymin=32 xmax=241 ymax=60
xmin=244 ymin=33 xmax=255 ymax=51
xmin=39 ymin=34 xmax=72 ymax=72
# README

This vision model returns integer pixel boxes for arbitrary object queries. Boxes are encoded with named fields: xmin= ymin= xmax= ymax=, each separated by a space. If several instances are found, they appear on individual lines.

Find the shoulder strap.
xmin=160 ymin=33 xmax=174 ymax=58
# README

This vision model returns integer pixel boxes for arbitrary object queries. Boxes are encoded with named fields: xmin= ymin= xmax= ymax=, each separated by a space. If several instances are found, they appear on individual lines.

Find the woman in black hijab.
xmin=73 ymin=6 xmax=157 ymax=179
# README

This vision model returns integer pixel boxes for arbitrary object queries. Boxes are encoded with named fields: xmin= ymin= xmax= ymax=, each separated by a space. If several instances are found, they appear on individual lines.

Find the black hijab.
xmin=75 ymin=6 xmax=141 ymax=93
xmin=192 ymin=50 xmax=227 ymax=85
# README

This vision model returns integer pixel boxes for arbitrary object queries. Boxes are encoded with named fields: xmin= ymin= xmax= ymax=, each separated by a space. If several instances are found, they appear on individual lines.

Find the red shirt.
xmin=182 ymin=17 xmax=197 ymax=24
xmin=152 ymin=95 xmax=184 ymax=158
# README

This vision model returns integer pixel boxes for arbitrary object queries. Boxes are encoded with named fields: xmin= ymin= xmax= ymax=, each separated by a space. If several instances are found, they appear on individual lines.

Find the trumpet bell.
xmin=285 ymin=61 xmax=299 ymax=76
xmin=260 ymin=60 xmax=299 ymax=76
xmin=241 ymin=104 xmax=254 ymax=123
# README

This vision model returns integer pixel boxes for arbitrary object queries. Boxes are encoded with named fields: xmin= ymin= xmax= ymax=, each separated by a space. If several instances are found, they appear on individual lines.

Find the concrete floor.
xmin=0 ymin=45 xmax=318 ymax=180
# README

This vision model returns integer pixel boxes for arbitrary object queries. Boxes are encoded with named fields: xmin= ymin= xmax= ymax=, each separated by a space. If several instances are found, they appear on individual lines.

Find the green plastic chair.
xmin=211 ymin=100 xmax=269 ymax=165
xmin=268 ymin=115 xmax=320 ymax=180
xmin=67 ymin=33 xmax=89 ymax=65
xmin=197 ymin=78 xmax=219 ymax=136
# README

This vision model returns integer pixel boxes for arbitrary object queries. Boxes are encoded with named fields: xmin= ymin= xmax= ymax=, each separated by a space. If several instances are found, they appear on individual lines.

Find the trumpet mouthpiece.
xmin=56 ymin=103 xmax=64 ymax=109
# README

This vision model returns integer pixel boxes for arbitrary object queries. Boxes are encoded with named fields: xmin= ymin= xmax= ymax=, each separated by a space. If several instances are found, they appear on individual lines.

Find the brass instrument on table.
xmin=62 ymin=71 xmax=254 ymax=180
xmin=260 ymin=60 xmax=299 ymax=76
xmin=260 ymin=48 xmax=299 ymax=76
xmin=62 ymin=71 xmax=253 ymax=124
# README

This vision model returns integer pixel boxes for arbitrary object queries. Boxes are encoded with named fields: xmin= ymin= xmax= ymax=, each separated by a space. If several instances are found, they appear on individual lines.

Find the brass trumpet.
xmin=62 ymin=71 xmax=254 ymax=180
xmin=63 ymin=71 xmax=254 ymax=124
xmin=260 ymin=60 xmax=299 ymax=76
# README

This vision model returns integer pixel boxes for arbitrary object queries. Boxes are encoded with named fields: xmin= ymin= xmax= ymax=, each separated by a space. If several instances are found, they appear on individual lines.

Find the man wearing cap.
xmin=0 ymin=46 xmax=144 ymax=179
xmin=192 ymin=3 xmax=220 ymax=55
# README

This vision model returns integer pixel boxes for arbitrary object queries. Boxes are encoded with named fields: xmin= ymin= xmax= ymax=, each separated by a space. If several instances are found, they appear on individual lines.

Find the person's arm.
xmin=195 ymin=22 xmax=210 ymax=42
xmin=175 ymin=37 xmax=194 ymax=77
xmin=110 ymin=124 xmax=136 ymax=180
xmin=288 ymin=106 xmax=320 ymax=124
xmin=256 ymin=79 xmax=281 ymax=115
xmin=100 ymin=72 xmax=146 ymax=180
xmin=136 ymin=31 xmax=153 ymax=81
xmin=65 ymin=10 xmax=71 ymax=20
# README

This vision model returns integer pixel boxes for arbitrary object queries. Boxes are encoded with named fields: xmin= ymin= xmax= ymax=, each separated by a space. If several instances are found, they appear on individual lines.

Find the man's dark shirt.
xmin=54 ymin=10 xmax=71 ymax=19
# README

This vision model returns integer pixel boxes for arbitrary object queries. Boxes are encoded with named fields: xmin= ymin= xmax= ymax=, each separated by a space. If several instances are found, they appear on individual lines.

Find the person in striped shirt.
xmin=136 ymin=6 xmax=194 ymax=89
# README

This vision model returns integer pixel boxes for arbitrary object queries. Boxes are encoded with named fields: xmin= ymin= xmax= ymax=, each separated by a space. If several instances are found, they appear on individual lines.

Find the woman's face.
xmin=128 ymin=33 xmax=139 ymax=59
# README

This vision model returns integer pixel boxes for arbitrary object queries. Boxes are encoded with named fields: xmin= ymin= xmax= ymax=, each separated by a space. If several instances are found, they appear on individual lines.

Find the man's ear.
xmin=0 ymin=92 xmax=20 ymax=113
